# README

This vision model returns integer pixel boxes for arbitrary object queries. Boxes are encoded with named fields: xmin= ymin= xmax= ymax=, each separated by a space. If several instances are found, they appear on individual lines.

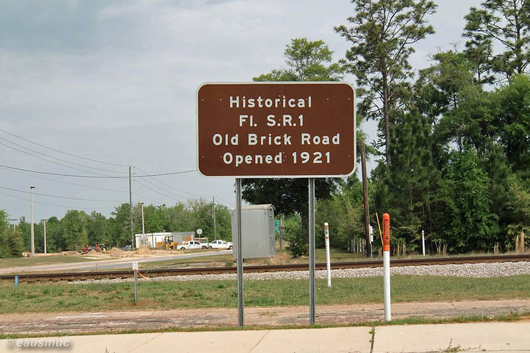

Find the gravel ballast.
xmin=72 ymin=261 xmax=530 ymax=284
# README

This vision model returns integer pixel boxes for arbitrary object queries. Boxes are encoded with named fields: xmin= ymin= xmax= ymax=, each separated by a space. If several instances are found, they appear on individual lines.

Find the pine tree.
xmin=335 ymin=0 xmax=437 ymax=165
xmin=464 ymin=0 xmax=530 ymax=78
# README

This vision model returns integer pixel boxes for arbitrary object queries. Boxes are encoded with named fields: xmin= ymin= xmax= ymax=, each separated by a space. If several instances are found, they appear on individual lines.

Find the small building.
xmin=135 ymin=231 xmax=195 ymax=248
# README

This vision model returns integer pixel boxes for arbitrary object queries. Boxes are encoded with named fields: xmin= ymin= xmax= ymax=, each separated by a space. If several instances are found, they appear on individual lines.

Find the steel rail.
xmin=1 ymin=254 xmax=529 ymax=282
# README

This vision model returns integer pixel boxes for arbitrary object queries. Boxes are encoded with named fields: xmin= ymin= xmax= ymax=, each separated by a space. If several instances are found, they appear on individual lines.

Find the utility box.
xmin=231 ymin=204 xmax=276 ymax=259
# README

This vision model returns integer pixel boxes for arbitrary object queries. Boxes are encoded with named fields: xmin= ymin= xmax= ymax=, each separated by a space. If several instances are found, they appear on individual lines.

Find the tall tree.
xmin=62 ymin=210 xmax=88 ymax=251
xmin=108 ymin=203 xmax=132 ymax=246
xmin=87 ymin=211 xmax=108 ymax=245
xmin=246 ymin=38 xmax=344 ymax=257
xmin=254 ymin=38 xmax=345 ymax=82
xmin=464 ymin=0 xmax=530 ymax=78
xmin=335 ymin=0 xmax=437 ymax=165
xmin=492 ymin=74 xmax=530 ymax=175
xmin=436 ymin=148 xmax=499 ymax=253
xmin=374 ymin=108 xmax=438 ymax=249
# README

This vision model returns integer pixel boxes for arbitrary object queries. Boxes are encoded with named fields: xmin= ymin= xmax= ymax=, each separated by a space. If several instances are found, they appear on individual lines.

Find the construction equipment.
xmin=163 ymin=236 xmax=178 ymax=250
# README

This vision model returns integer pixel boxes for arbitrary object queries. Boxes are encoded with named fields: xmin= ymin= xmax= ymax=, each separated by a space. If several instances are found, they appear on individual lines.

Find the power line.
xmin=135 ymin=166 xmax=207 ymax=198
xmin=134 ymin=168 xmax=190 ymax=200
xmin=215 ymin=196 xmax=232 ymax=205
xmin=0 ymin=127 xmax=128 ymax=168
xmin=0 ymin=141 xmax=112 ymax=176
xmin=0 ymin=191 xmax=115 ymax=211
xmin=0 ymin=136 xmax=126 ymax=174
xmin=0 ymin=165 xmax=128 ymax=193
xmin=0 ymin=164 xmax=195 ymax=178
xmin=135 ymin=179 xmax=187 ymax=203
xmin=0 ymin=186 xmax=124 ymax=203
xmin=132 ymin=192 xmax=160 ymax=205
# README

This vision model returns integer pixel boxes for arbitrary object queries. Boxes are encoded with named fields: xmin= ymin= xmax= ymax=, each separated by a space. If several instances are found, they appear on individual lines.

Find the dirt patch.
xmin=60 ymin=251 xmax=79 ymax=256
xmin=108 ymin=248 xmax=127 ymax=258
xmin=136 ymin=246 xmax=153 ymax=255
xmin=1 ymin=299 xmax=528 ymax=335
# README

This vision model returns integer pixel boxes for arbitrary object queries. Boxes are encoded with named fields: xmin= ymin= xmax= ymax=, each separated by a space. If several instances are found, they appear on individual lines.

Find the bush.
xmin=283 ymin=214 xmax=307 ymax=258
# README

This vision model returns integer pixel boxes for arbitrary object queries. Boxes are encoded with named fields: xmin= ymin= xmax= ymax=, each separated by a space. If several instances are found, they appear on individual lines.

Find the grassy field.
xmin=0 ymin=255 xmax=99 ymax=269
xmin=0 ymin=275 xmax=528 ymax=314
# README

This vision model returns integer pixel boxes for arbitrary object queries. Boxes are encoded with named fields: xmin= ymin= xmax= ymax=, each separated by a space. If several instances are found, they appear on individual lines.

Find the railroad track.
xmin=1 ymin=254 xmax=529 ymax=283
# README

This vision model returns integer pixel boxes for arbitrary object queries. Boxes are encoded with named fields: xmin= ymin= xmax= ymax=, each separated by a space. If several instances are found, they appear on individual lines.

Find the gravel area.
xmin=71 ymin=261 xmax=530 ymax=284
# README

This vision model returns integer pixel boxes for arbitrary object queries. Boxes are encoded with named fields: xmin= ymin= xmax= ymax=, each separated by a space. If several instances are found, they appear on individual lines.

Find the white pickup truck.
xmin=177 ymin=240 xmax=208 ymax=250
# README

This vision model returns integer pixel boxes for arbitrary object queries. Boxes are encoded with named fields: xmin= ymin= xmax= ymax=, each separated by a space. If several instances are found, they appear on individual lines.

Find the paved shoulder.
xmin=372 ymin=322 xmax=530 ymax=353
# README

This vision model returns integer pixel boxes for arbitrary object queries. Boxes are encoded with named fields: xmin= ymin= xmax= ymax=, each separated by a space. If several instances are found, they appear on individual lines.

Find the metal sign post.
xmin=309 ymin=178 xmax=316 ymax=324
xmin=236 ymin=178 xmax=244 ymax=327
xmin=196 ymin=82 xmax=356 ymax=327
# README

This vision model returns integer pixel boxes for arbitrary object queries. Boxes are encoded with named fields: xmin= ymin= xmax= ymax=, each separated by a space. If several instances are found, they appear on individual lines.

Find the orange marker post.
xmin=382 ymin=213 xmax=391 ymax=321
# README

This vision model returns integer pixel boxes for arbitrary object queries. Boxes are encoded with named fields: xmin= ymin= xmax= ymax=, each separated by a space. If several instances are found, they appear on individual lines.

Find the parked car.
xmin=209 ymin=240 xmax=233 ymax=250
xmin=177 ymin=240 xmax=203 ymax=250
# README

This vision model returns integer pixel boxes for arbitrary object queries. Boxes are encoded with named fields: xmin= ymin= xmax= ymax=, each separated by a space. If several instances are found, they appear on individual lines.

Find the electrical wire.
xmin=0 ymin=191 xmax=115 ymax=211
xmin=0 ymin=165 xmax=128 ymax=193
xmin=134 ymin=168 xmax=190 ymax=200
xmin=0 ymin=186 xmax=124 ymax=203
xmin=135 ymin=166 xmax=206 ymax=198
xmin=0 ymin=127 xmax=128 ymax=168
xmin=0 ymin=136 xmax=127 ymax=174
xmin=0 ymin=141 xmax=112 ymax=176
xmin=134 ymin=179 xmax=187 ymax=203
xmin=131 ymin=192 xmax=160 ymax=205
xmin=0 ymin=164 xmax=195 ymax=178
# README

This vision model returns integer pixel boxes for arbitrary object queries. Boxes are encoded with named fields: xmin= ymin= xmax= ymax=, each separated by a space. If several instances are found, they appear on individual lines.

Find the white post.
xmin=42 ymin=220 xmax=47 ymax=254
xmin=422 ymin=229 xmax=425 ymax=256
xmin=30 ymin=186 xmax=35 ymax=257
xmin=369 ymin=225 xmax=373 ymax=259
xmin=383 ymin=213 xmax=391 ymax=321
xmin=141 ymin=203 xmax=147 ymax=247
xmin=324 ymin=222 xmax=331 ymax=288
xmin=383 ymin=250 xmax=391 ymax=321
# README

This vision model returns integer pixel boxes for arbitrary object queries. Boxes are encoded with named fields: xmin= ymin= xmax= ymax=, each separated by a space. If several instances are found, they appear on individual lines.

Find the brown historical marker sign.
xmin=197 ymin=82 xmax=355 ymax=178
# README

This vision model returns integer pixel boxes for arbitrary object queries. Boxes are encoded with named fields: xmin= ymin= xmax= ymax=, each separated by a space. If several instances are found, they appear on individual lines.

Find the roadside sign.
xmin=196 ymin=228 xmax=203 ymax=235
xmin=132 ymin=261 xmax=138 ymax=271
xmin=197 ymin=82 xmax=355 ymax=178
xmin=275 ymin=220 xmax=280 ymax=233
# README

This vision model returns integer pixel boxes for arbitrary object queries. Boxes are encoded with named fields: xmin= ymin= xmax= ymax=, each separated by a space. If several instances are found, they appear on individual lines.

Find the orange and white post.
xmin=382 ymin=213 xmax=391 ymax=321
xmin=324 ymin=222 xmax=331 ymax=287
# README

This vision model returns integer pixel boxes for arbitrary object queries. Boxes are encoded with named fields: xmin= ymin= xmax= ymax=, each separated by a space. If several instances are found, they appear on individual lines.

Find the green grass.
xmin=0 ymin=255 xmax=98 ymax=269
xmin=0 ymin=275 xmax=529 ymax=314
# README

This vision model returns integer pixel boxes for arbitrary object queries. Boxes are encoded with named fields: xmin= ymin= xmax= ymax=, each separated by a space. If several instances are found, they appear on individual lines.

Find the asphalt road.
xmin=0 ymin=250 xmax=233 ymax=274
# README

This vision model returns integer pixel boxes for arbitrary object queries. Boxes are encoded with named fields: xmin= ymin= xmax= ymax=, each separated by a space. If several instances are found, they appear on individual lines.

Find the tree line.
xmin=2 ymin=0 xmax=529 ymax=258
xmin=0 ymin=201 xmax=232 ymax=257
xmin=246 ymin=0 xmax=530 ymax=256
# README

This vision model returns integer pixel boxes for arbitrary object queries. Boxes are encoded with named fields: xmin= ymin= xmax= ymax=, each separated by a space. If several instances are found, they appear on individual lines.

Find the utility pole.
xmin=361 ymin=140 xmax=371 ymax=257
xmin=41 ymin=219 xmax=47 ymax=254
xmin=129 ymin=166 xmax=134 ymax=249
xmin=141 ymin=202 xmax=147 ymax=247
xmin=30 ymin=186 xmax=35 ymax=257
xmin=212 ymin=196 xmax=217 ymax=240
xmin=9 ymin=219 xmax=17 ymax=231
